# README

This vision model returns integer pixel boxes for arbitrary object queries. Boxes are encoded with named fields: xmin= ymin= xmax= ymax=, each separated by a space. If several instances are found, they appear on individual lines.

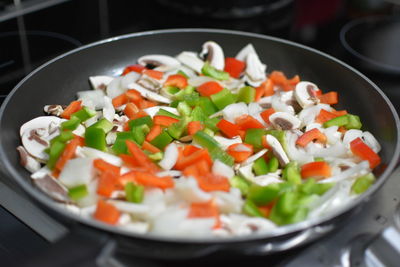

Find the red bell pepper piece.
xmin=153 ymin=115 xmax=179 ymax=127
xmin=301 ymin=161 xmax=332 ymax=179
xmin=93 ymin=200 xmax=120 ymax=225
xmin=216 ymin=119 xmax=240 ymax=138
xmin=260 ymin=108 xmax=276 ymax=124
xmin=296 ymin=128 xmax=327 ymax=147
xmin=350 ymin=137 xmax=381 ymax=169
xmin=235 ymin=115 xmax=264 ymax=130
xmin=224 ymin=57 xmax=245 ymax=78
xmin=122 ymin=64 xmax=145 ymax=75
xmin=197 ymin=81 xmax=223 ymax=97
xmin=164 ymin=74 xmax=188 ymax=89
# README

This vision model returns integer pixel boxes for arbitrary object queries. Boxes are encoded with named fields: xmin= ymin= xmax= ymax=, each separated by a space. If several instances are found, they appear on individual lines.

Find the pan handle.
xmin=19 ymin=225 xmax=161 ymax=267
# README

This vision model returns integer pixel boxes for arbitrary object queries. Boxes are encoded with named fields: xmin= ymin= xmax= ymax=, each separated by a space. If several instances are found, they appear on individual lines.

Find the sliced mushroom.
xmin=34 ymin=174 xmax=70 ymax=203
xmin=44 ymin=105 xmax=64 ymax=117
xmin=106 ymin=131 xmax=117 ymax=145
xmin=241 ymin=149 xmax=268 ymax=166
xmin=294 ymin=81 xmax=320 ymax=108
xmin=17 ymin=146 xmax=41 ymax=173
xmin=235 ymin=43 xmax=257 ymax=62
xmin=112 ymin=114 xmax=130 ymax=132
xmin=271 ymin=94 xmax=295 ymax=115
xmin=128 ymin=82 xmax=171 ymax=104
xmin=20 ymin=116 xmax=62 ymax=137
xmin=266 ymin=134 xmax=290 ymax=166
xmin=136 ymin=74 xmax=163 ymax=92
xmin=138 ymin=55 xmax=181 ymax=72
xmin=89 ymin=76 xmax=114 ymax=91
xmin=245 ymin=52 xmax=266 ymax=82
xmin=176 ymin=51 xmax=204 ymax=74
xmin=269 ymin=112 xmax=301 ymax=130
xmin=200 ymin=41 xmax=225 ymax=70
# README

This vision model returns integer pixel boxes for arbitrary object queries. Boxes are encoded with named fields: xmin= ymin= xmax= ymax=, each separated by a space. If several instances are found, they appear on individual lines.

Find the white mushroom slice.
xmin=178 ymin=65 xmax=196 ymax=78
xmin=245 ymin=52 xmax=266 ymax=82
xmin=102 ymin=96 xmax=115 ymax=122
xmin=241 ymin=149 xmax=268 ymax=166
xmin=127 ymin=82 xmax=171 ymax=104
xmin=58 ymin=158 xmax=95 ymax=188
xmin=213 ymin=136 xmax=242 ymax=150
xmin=235 ymin=43 xmax=257 ymax=62
xmin=17 ymin=146 xmax=41 ymax=173
xmin=44 ymin=105 xmax=64 ymax=117
xmin=77 ymin=146 xmax=122 ymax=166
xmin=34 ymin=174 xmax=70 ymax=203
xmin=20 ymin=116 xmax=62 ymax=137
xmin=258 ymin=96 xmax=273 ymax=108
xmin=242 ymin=74 xmax=263 ymax=88
xmin=200 ymin=41 xmax=225 ymax=70
xmin=294 ymin=81 xmax=320 ymax=108
xmin=212 ymin=160 xmax=234 ymax=179
xmin=89 ymin=76 xmax=114 ymax=90
xmin=121 ymin=71 xmax=141 ymax=89
xmin=138 ymin=55 xmax=181 ymax=72
xmin=176 ymin=51 xmax=204 ymax=73
xmin=106 ymin=76 xmax=125 ymax=99
xmin=266 ymin=134 xmax=290 ymax=166
xmin=248 ymin=102 xmax=262 ymax=116
xmin=362 ymin=131 xmax=381 ymax=153
xmin=269 ymin=112 xmax=301 ymax=131
xmin=136 ymin=74 xmax=163 ymax=92
xmin=21 ymin=130 xmax=50 ymax=161
xmin=159 ymin=143 xmax=178 ymax=170
xmin=143 ymin=106 xmax=179 ymax=118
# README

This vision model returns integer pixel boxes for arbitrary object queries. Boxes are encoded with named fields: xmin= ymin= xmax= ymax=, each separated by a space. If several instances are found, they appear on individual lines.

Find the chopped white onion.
xmin=159 ymin=143 xmax=179 ymax=170
xmin=212 ymin=159 xmax=234 ymax=179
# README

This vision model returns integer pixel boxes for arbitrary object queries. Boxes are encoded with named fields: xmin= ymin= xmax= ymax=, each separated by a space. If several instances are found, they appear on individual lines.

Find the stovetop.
xmin=1 ymin=0 xmax=400 ymax=266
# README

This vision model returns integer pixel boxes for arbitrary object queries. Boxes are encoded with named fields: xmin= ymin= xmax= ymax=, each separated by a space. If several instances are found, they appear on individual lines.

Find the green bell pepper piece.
xmin=285 ymin=207 xmax=309 ymax=224
xmin=193 ymin=131 xmax=220 ymax=149
xmin=131 ymin=126 xmax=145 ymax=145
xmin=323 ymin=115 xmax=349 ymax=128
xmin=253 ymin=157 xmax=269 ymax=176
xmin=156 ymin=109 xmax=181 ymax=120
xmin=204 ymin=117 xmax=220 ymax=132
xmin=177 ymin=101 xmax=192 ymax=117
xmin=248 ymin=183 xmax=281 ymax=206
xmin=128 ymin=116 xmax=153 ymax=129
xmin=210 ymin=88 xmax=235 ymax=110
xmin=237 ymin=86 xmax=256 ymax=104
xmin=352 ymin=173 xmax=375 ymax=194
xmin=47 ymin=140 xmax=66 ymax=170
xmin=167 ymin=118 xmax=188 ymax=139
xmin=89 ymin=118 xmax=114 ymax=133
xmin=346 ymin=114 xmax=362 ymax=129
xmin=182 ymin=92 xmax=200 ymax=107
xmin=170 ymin=100 xmax=179 ymax=108
xmin=148 ymin=152 xmax=164 ymax=161
xmin=191 ymin=106 xmax=207 ymax=122
xmin=112 ymin=132 xmax=136 ymax=154
xmin=85 ymin=127 xmax=107 ymax=151
xmin=174 ymin=85 xmax=195 ymax=100
xmin=276 ymin=191 xmax=298 ymax=216
xmin=150 ymin=131 xmax=173 ymax=150
xmin=243 ymin=199 xmax=264 ymax=217
xmin=203 ymin=128 xmax=214 ymax=136
xmin=61 ymin=116 xmax=81 ymax=131
xmin=125 ymin=182 xmax=144 ymax=203
xmin=198 ymin=96 xmax=218 ymax=116
xmin=245 ymin=129 xmax=266 ymax=149
xmin=282 ymin=161 xmax=302 ymax=185
xmin=230 ymin=175 xmax=250 ymax=195
xmin=314 ymin=157 xmax=325 ymax=162
xmin=71 ymin=106 xmax=96 ymax=122
xmin=267 ymin=157 xmax=279 ymax=173
xmin=201 ymin=61 xmax=230 ymax=80
xmin=68 ymin=184 xmax=88 ymax=201
xmin=50 ymin=130 xmax=74 ymax=145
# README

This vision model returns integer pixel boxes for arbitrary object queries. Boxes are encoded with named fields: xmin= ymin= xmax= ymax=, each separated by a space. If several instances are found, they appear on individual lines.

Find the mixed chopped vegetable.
xmin=18 ymin=41 xmax=382 ymax=238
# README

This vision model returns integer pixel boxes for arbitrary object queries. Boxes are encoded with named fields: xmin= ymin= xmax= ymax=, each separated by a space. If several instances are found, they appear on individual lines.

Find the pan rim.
xmin=0 ymin=28 xmax=399 ymax=245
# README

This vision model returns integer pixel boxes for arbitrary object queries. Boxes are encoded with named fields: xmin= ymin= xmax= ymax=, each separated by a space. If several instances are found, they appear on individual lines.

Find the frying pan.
xmin=0 ymin=29 xmax=399 ymax=264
